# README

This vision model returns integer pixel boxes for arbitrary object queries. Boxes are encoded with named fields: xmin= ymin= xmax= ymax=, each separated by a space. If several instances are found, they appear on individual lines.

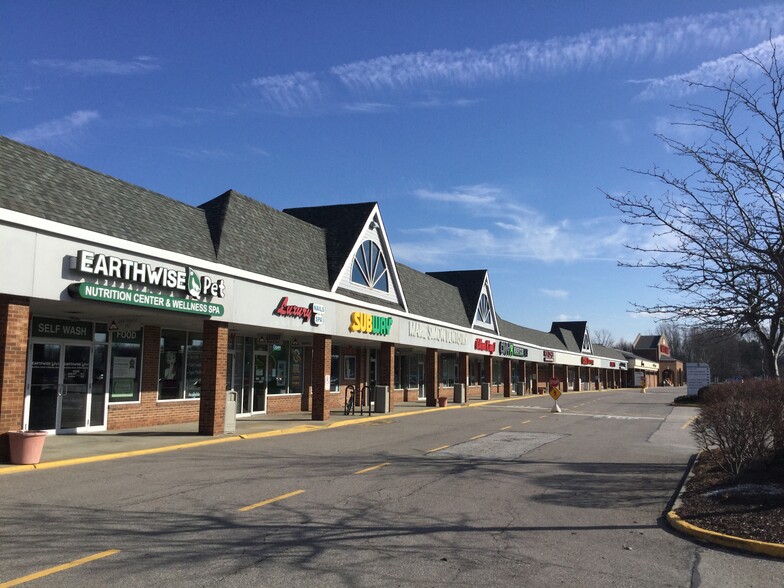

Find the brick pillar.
xmin=457 ymin=353 xmax=469 ymax=387
xmin=198 ymin=320 xmax=228 ymax=436
xmin=483 ymin=355 xmax=492 ymax=385
xmin=0 ymin=296 xmax=30 ymax=462
xmin=502 ymin=358 xmax=512 ymax=397
xmin=425 ymin=348 xmax=438 ymax=407
xmin=522 ymin=361 xmax=528 ymax=393
xmin=562 ymin=364 xmax=569 ymax=391
xmin=312 ymin=334 xmax=331 ymax=421
xmin=379 ymin=342 xmax=395 ymax=412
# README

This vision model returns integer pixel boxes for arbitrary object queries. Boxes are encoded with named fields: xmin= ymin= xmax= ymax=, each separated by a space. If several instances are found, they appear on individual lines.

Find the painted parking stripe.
xmin=426 ymin=445 xmax=450 ymax=454
xmin=521 ymin=420 xmax=532 ymax=424
xmin=500 ymin=426 xmax=511 ymax=431
xmin=469 ymin=433 xmax=488 ymax=440
xmin=353 ymin=462 xmax=390 ymax=475
xmin=239 ymin=489 xmax=305 ymax=512
xmin=681 ymin=416 xmax=696 ymax=429
xmin=0 ymin=549 xmax=120 ymax=588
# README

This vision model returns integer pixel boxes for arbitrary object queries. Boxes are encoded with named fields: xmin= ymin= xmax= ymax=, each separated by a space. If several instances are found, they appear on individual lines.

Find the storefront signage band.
xmin=474 ymin=338 xmax=496 ymax=354
xmin=31 ymin=316 xmax=94 ymax=341
xmin=69 ymin=282 xmax=225 ymax=316
xmin=407 ymin=321 xmax=467 ymax=345
xmin=74 ymin=250 xmax=225 ymax=298
xmin=273 ymin=296 xmax=325 ymax=325
xmin=498 ymin=341 xmax=528 ymax=358
xmin=349 ymin=312 xmax=392 ymax=336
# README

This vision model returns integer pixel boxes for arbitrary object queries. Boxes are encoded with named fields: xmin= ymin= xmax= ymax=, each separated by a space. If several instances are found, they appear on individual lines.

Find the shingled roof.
xmin=0 ymin=136 xmax=217 ymax=261
xmin=551 ymin=321 xmax=590 ymax=352
xmin=426 ymin=270 xmax=489 ymax=325
xmin=283 ymin=202 xmax=377 ymax=288
xmin=497 ymin=318 xmax=567 ymax=350
xmin=396 ymin=264 xmax=472 ymax=327
xmin=199 ymin=190 xmax=330 ymax=289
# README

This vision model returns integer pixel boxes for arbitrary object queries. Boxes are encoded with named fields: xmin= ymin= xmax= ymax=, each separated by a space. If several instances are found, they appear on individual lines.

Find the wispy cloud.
xmin=331 ymin=5 xmax=783 ymax=92
xmin=247 ymin=71 xmax=326 ymax=114
xmin=9 ymin=110 xmax=100 ymax=145
xmin=342 ymin=102 xmax=396 ymax=113
xmin=635 ymin=35 xmax=784 ymax=100
xmin=541 ymin=289 xmax=569 ymax=300
xmin=243 ymin=5 xmax=782 ymax=114
xmin=31 ymin=56 xmax=160 ymax=76
xmin=414 ymin=184 xmax=500 ymax=205
xmin=164 ymin=145 xmax=270 ymax=161
xmin=395 ymin=183 xmax=631 ymax=266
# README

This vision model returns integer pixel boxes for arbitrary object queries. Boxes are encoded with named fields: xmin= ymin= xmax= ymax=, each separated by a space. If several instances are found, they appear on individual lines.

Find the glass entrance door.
xmin=28 ymin=342 xmax=96 ymax=432
xmin=252 ymin=352 xmax=268 ymax=413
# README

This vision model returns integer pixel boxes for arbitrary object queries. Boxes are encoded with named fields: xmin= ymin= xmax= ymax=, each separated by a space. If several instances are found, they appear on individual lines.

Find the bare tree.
xmin=591 ymin=328 xmax=615 ymax=347
xmin=607 ymin=41 xmax=784 ymax=377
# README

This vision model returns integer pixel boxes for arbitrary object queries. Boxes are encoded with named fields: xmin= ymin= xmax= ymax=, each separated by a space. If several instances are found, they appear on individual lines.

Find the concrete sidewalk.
xmin=3 ymin=396 xmax=546 ymax=473
xmin=0 ymin=389 xmax=636 ymax=474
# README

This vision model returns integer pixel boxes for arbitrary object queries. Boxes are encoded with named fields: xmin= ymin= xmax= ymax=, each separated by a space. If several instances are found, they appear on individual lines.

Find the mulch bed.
xmin=676 ymin=451 xmax=784 ymax=544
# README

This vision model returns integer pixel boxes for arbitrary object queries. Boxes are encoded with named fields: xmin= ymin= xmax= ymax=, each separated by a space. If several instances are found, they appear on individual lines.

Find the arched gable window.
xmin=475 ymin=293 xmax=492 ymax=325
xmin=351 ymin=240 xmax=389 ymax=292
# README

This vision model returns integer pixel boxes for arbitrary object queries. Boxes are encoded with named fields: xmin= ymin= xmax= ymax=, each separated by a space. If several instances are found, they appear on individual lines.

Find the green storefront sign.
xmin=69 ymin=282 xmax=225 ymax=317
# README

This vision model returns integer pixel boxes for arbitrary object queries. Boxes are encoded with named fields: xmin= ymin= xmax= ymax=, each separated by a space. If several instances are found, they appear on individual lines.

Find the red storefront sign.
xmin=474 ymin=338 xmax=496 ymax=354
xmin=543 ymin=350 xmax=555 ymax=362
xmin=581 ymin=357 xmax=594 ymax=365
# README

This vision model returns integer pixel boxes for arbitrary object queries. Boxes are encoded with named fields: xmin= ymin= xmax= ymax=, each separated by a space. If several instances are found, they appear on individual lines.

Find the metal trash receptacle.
xmin=515 ymin=382 xmax=524 ymax=396
xmin=481 ymin=383 xmax=491 ymax=400
xmin=453 ymin=383 xmax=466 ymax=404
xmin=225 ymin=391 xmax=237 ymax=434
xmin=374 ymin=385 xmax=389 ymax=413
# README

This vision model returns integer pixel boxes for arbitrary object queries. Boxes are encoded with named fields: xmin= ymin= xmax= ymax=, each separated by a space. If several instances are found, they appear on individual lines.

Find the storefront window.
xmin=268 ymin=342 xmax=290 ymax=394
xmin=109 ymin=329 xmax=142 ymax=403
xmin=185 ymin=333 xmax=203 ymax=398
xmin=290 ymin=345 xmax=304 ymax=394
xmin=441 ymin=353 xmax=456 ymax=387
xmin=493 ymin=359 xmax=502 ymax=385
xmin=159 ymin=329 xmax=202 ymax=400
xmin=330 ymin=345 xmax=341 ymax=392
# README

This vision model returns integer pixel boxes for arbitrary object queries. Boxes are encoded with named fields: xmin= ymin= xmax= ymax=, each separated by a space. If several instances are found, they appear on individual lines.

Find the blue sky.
xmin=2 ymin=1 xmax=782 ymax=345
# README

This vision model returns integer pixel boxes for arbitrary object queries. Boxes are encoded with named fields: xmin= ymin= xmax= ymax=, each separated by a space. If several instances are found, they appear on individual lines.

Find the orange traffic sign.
xmin=549 ymin=387 xmax=562 ymax=401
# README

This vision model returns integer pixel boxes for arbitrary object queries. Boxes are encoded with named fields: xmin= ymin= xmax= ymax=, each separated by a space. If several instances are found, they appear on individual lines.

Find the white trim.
xmin=2 ymin=208 xmax=625 ymax=370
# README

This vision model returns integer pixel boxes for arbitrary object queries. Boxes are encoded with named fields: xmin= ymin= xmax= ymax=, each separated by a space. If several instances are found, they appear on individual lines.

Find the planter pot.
xmin=8 ymin=430 xmax=47 ymax=465
xmin=438 ymin=397 xmax=448 ymax=407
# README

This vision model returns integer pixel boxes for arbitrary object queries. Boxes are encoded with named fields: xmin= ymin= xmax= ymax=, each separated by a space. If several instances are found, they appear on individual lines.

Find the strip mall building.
xmin=0 ymin=137 xmax=655 ymax=454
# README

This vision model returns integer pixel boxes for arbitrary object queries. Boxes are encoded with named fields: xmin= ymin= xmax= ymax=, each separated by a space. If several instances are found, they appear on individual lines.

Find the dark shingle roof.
xmin=200 ymin=190 xmax=330 ymax=289
xmin=498 ymin=318 xmax=567 ymax=350
xmin=551 ymin=321 xmax=589 ymax=351
xmin=634 ymin=335 xmax=661 ymax=350
xmin=425 ymin=270 xmax=488 ymax=323
xmin=592 ymin=344 xmax=627 ymax=361
xmin=396 ymin=264 xmax=472 ymax=327
xmin=283 ymin=202 xmax=376 ymax=288
xmin=0 ymin=136 xmax=217 ymax=260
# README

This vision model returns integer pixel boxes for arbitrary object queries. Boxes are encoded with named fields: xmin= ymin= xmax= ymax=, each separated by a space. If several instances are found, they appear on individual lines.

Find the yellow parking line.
xmin=239 ymin=489 xmax=305 ymax=512
xmin=522 ymin=420 xmax=532 ymax=424
xmin=500 ymin=426 xmax=511 ymax=431
xmin=0 ymin=549 xmax=120 ymax=588
xmin=470 ymin=433 xmax=487 ymax=440
xmin=354 ymin=462 xmax=390 ymax=475
xmin=681 ymin=417 xmax=696 ymax=430
xmin=539 ymin=415 xmax=548 ymax=419
xmin=427 ymin=445 xmax=450 ymax=454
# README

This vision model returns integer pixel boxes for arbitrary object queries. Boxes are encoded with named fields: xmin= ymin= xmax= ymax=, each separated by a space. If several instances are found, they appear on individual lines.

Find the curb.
xmin=666 ymin=452 xmax=784 ymax=559
xmin=0 ymin=394 xmax=531 ymax=475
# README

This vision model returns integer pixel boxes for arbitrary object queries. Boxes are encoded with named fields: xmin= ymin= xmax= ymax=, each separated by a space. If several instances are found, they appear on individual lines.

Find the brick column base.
xmin=198 ymin=321 xmax=228 ymax=436
xmin=312 ymin=334 xmax=331 ymax=421
xmin=0 ymin=295 xmax=30 ymax=462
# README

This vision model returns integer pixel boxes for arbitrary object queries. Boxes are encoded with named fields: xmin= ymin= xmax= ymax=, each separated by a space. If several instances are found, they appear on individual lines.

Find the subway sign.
xmin=349 ymin=311 xmax=393 ymax=336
